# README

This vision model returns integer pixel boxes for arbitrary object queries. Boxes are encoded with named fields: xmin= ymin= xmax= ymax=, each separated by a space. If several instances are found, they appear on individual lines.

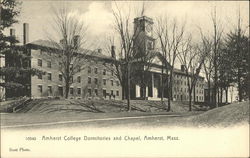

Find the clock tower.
xmin=133 ymin=16 xmax=155 ymax=57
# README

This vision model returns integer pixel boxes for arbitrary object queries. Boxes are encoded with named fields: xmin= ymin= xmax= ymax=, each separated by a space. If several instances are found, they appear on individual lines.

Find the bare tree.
xmin=103 ymin=36 xmax=127 ymax=100
xmin=177 ymin=37 xmax=208 ymax=111
xmin=200 ymin=31 xmax=214 ymax=105
xmin=233 ymin=9 xmax=248 ymax=102
xmin=110 ymin=2 xmax=150 ymax=110
xmin=155 ymin=16 xmax=186 ymax=111
xmin=46 ymin=7 xmax=89 ymax=98
xmin=211 ymin=6 xmax=224 ymax=107
xmin=111 ymin=4 xmax=136 ymax=111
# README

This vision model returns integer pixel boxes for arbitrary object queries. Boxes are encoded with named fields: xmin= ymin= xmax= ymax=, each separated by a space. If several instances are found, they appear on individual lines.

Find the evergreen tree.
xmin=0 ymin=0 xmax=43 ymax=98
xmin=223 ymin=32 xmax=249 ymax=101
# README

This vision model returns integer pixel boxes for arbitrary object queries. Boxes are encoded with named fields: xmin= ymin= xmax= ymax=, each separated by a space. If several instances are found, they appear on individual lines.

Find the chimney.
xmin=10 ymin=29 xmax=15 ymax=37
xmin=23 ymin=23 xmax=29 ymax=45
xmin=111 ymin=46 xmax=116 ymax=58
xmin=181 ymin=65 xmax=185 ymax=72
xmin=73 ymin=35 xmax=80 ymax=48
xmin=10 ymin=29 xmax=15 ymax=46
xmin=97 ymin=49 xmax=102 ymax=54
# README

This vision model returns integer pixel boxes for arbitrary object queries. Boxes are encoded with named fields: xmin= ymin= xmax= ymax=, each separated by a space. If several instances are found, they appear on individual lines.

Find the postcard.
xmin=0 ymin=0 xmax=249 ymax=157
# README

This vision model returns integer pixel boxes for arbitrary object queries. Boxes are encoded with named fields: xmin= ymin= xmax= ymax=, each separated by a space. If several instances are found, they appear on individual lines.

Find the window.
xmin=58 ymin=86 xmax=63 ymax=97
xmin=103 ymin=69 xmax=106 ymax=75
xmin=38 ymin=73 xmax=42 ymax=79
xmin=94 ymin=78 xmax=98 ymax=84
xmin=111 ymin=80 xmax=114 ymax=86
xmin=38 ymin=85 xmax=43 ymax=93
xmin=59 ymin=74 xmax=63 ymax=81
xmin=69 ymin=64 xmax=73 ymax=71
xmin=111 ymin=90 xmax=113 ymax=96
xmin=38 ymin=59 xmax=42 ymax=67
xmin=48 ymin=73 xmax=52 ymax=81
xmin=94 ymin=67 xmax=98 ymax=74
xmin=116 ymin=81 xmax=119 ymax=86
xmin=48 ymin=86 xmax=52 ymax=95
xmin=88 ymin=89 xmax=92 ymax=96
xmin=77 ymin=88 xmax=81 ymax=95
xmin=48 ymin=52 xmax=51 ymax=56
xmin=94 ymin=89 xmax=98 ymax=96
xmin=103 ymin=89 xmax=106 ymax=98
xmin=116 ymin=90 xmax=119 ymax=96
xmin=70 ymin=76 xmax=73 ymax=83
xmin=111 ymin=70 xmax=114 ymax=76
xmin=47 ymin=61 xmax=51 ymax=68
xmin=88 ymin=77 xmax=91 ymax=84
xmin=77 ymin=76 xmax=81 ymax=83
xmin=70 ymin=88 xmax=74 ymax=95
xmin=103 ymin=79 xmax=106 ymax=85
xmin=88 ymin=67 xmax=91 ymax=73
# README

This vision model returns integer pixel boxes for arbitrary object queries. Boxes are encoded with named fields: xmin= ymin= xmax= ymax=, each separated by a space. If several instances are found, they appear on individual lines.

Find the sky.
xmin=6 ymin=0 xmax=249 ymax=55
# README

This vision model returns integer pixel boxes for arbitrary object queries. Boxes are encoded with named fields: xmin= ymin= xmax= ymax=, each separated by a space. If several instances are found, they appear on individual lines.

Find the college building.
xmin=27 ymin=40 xmax=122 ymax=100
xmin=1 ymin=16 xmax=205 ymax=102
xmin=129 ymin=16 xmax=205 ymax=102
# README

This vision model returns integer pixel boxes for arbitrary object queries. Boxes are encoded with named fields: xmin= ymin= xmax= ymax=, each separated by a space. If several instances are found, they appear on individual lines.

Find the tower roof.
xmin=134 ymin=16 xmax=154 ymax=24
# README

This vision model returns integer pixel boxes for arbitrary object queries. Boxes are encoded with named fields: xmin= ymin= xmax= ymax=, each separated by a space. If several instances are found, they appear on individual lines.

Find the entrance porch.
xmin=133 ymin=71 xmax=168 ymax=100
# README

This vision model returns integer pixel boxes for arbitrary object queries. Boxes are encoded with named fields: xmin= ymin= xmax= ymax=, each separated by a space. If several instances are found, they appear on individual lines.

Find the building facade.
xmin=130 ymin=16 xmax=205 ymax=102
xmin=172 ymin=68 xmax=204 ymax=102
xmin=2 ymin=16 xmax=205 ymax=102
xmin=26 ymin=41 xmax=122 ymax=100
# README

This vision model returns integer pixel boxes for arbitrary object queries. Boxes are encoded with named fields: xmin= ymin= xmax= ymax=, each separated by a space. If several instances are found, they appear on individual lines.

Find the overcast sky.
xmin=7 ymin=1 xmax=249 ymax=53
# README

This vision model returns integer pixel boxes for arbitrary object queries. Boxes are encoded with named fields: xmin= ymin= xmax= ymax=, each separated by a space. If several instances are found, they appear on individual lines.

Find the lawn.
xmin=1 ymin=98 xmax=205 ymax=114
xmin=1 ymin=99 xmax=249 ymax=128
xmin=187 ymin=101 xmax=250 ymax=127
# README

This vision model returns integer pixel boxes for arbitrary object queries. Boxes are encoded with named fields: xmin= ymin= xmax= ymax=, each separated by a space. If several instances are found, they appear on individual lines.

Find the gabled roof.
xmin=26 ymin=39 xmax=111 ymax=60
xmin=131 ymin=50 xmax=171 ymax=69
xmin=173 ymin=68 xmax=204 ymax=79
xmin=173 ymin=68 xmax=186 ymax=75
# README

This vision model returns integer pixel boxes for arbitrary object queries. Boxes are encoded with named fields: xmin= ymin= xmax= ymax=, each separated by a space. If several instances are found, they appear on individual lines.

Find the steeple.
xmin=134 ymin=16 xmax=154 ymax=36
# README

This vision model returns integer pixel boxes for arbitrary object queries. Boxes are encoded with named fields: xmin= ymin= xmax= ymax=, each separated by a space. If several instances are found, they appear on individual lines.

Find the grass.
xmin=1 ymin=99 xmax=249 ymax=128
xmin=0 ymin=97 xmax=30 ymax=112
xmin=187 ymin=101 xmax=250 ymax=127
xmin=5 ymin=98 xmax=204 ymax=114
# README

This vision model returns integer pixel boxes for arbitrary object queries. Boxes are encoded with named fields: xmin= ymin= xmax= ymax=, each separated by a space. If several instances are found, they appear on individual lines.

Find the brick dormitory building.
xmin=1 ymin=16 xmax=205 ymax=102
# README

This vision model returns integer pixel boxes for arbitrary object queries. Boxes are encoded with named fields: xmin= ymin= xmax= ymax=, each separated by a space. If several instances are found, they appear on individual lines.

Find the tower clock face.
xmin=146 ymin=24 xmax=152 ymax=36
